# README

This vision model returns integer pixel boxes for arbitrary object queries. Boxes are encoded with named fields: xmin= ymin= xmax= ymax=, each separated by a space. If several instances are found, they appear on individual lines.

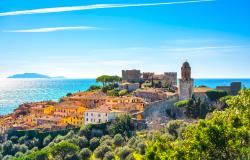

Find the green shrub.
xmin=50 ymin=141 xmax=79 ymax=159
xmin=119 ymin=89 xmax=128 ymax=96
xmin=78 ymin=148 xmax=92 ymax=160
xmin=43 ymin=135 xmax=52 ymax=147
xmin=88 ymin=85 xmax=101 ymax=91
xmin=94 ymin=145 xmax=112 ymax=159
xmin=118 ymin=147 xmax=133 ymax=160
xmin=103 ymin=151 xmax=115 ymax=160
xmin=108 ymin=114 xmax=133 ymax=137
xmin=206 ymin=90 xmax=227 ymax=101
xmin=89 ymin=137 xmax=100 ymax=151
xmin=113 ymin=134 xmax=124 ymax=147
xmin=174 ymin=100 xmax=189 ymax=108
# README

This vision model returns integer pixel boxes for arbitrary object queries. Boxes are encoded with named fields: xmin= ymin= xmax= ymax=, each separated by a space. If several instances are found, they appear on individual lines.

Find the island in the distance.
xmin=7 ymin=73 xmax=66 ymax=79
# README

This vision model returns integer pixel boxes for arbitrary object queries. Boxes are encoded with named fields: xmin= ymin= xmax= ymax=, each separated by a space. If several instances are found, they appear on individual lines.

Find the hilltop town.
xmin=0 ymin=62 xmax=242 ymax=134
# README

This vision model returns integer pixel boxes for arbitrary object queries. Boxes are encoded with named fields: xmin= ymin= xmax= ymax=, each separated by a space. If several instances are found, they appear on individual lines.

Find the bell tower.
xmin=179 ymin=61 xmax=194 ymax=100
xmin=181 ymin=61 xmax=191 ymax=81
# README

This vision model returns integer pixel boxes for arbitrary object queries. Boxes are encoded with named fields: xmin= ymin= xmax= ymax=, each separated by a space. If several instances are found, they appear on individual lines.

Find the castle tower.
xmin=179 ymin=61 xmax=194 ymax=100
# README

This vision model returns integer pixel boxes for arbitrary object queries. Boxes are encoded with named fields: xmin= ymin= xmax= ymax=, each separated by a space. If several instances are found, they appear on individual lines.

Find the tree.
xmin=79 ymin=125 xmax=91 ymax=138
xmin=100 ymin=135 xmax=112 ymax=144
xmin=89 ymin=137 xmax=100 ymax=151
xmin=78 ymin=148 xmax=92 ymax=160
xmin=118 ymin=147 xmax=134 ymax=160
xmin=24 ymin=149 xmax=50 ymax=160
xmin=18 ymin=136 xmax=28 ymax=144
xmin=119 ymin=89 xmax=128 ymax=96
xmin=144 ymin=89 xmax=250 ymax=160
xmin=14 ymin=152 xmax=24 ymax=158
xmin=102 ymin=84 xmax=115 ymax=93
xmin=103 ymin=151 xmax=115 ymax=160
xmin=108 ymin=114 xmax=133 ymax=137
xmin=94 ymin=145 xmax=112 ymax=159
xmin=88 ymin=85 xmax=101 ymax=91
xmin=76 ymin=136 xmax=89 ymax=148
xmin=137 ymin=142 xmax=146 ymax=154
xmin=107 ymin=89 xmax=119 ymax=96
xmin=66 ymin=92 xmax=73 ymax=97
xmin=10 ymin=136 xmax=19 ymax=144
xmin=96 ymin=75 xmax=121 ymax=86
xmin=50 ymin=141 xmax=79 ymax=160
xmin=206 ymin=90 xmax=227 ymax=101
xmin=2 ymin=140 xmax=13 ymax=156
xmin=43 ymin=135 xmax=52 ymax=147
xmin=2 ymin=155 xmax=13 ymax=160
xmin=162 ymin=120 xmax=187 ymax=140
xmin=113 ymin=134 xmax=124 ymax=147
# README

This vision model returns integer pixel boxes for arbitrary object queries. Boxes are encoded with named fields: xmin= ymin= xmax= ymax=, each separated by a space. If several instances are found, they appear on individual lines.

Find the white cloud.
xmin=0 ymin=0 xmax=215 ymax=16
xmin=4 ymin=26 xmax=97 ymax=33
xmin=163 ymin=45 xmax=244 ymax=52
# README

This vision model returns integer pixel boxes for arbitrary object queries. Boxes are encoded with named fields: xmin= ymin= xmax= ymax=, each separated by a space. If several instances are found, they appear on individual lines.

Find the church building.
xmin=179 ymin=61 xmax=194 ymax=100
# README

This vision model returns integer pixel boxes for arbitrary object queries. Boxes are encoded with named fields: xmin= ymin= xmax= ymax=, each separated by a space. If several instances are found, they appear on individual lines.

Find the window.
xmin=98 ymin=114 xmax=101 ymax=117
xmin=106 ymin=113 xmax=108 ymax=116
xmin=86 ymin=113 xmax=88 ymax=116
xmin=98 ymin=119 xmax=101 ymax=123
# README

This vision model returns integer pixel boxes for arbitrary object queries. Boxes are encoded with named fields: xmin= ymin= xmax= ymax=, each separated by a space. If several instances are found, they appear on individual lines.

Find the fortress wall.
xmin=142 ymin=96 xmax=179 ymax=119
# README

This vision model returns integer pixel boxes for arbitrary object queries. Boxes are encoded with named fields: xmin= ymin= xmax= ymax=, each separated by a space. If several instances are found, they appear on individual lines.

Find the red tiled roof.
xmin=86 ymin=104 xmax=113 ymax=113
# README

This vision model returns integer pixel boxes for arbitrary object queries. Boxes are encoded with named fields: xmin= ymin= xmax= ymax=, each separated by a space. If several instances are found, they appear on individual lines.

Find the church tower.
xmin=179 ymin=61 xmax=194 ymax=100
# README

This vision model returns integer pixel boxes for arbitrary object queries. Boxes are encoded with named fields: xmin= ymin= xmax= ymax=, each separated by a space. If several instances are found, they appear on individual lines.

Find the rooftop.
xmin=194 ymin=87 xmax=212 ymax=93
xmin=86 ymin=104 xmax=123 ymax=113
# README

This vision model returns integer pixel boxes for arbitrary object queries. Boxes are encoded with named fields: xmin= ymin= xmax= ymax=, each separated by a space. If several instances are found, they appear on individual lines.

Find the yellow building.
xmin=43 ymin=105 xmax=54 ymax=115
xmin=53 ymin=102 xmax=87 ymax=126
xmin=61 ymin=115 xmax=84 ymax=126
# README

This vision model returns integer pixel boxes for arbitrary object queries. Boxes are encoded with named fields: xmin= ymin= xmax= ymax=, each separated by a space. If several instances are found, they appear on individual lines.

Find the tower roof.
xmin=182 ymin=61 xmax=190 ymax=68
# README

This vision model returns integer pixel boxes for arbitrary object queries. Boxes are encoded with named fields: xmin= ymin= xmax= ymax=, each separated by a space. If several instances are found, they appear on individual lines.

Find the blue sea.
xmin=0 ymin=78 xmax=249 ymax=115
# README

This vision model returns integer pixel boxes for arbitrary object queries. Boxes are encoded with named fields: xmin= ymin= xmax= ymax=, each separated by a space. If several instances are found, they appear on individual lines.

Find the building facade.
xmin=122 ymin=69 xmax=141 ymax=83
xmin=179 ymin=61 xmax=194 ymax=100
xmin=84 ymin=104 xmax=124 ymax=125
xmin=216 ymin=82 xmax=241 ymax=95
xmin=164 ymin=72 xmax=177 ymax=86
xmin=119 ymin=82 xmax=140 ymax=92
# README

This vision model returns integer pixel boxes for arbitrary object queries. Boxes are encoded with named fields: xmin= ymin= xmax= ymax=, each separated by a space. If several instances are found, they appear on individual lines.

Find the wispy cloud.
xmin=163 ymin=45 xmax=244 ymax=52
xmin=0 ymin=0 xmax=215 ymax=16
xmin=4 ymin=26 xmax=97 ymax=33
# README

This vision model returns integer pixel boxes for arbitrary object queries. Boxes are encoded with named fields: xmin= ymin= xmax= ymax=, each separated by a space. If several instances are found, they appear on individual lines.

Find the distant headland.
xmin=7 ymin=73 xmax=66 ymax=79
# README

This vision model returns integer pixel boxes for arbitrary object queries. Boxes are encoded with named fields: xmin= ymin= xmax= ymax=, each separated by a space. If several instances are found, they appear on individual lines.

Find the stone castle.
xmin=179 ymin=61 xmax=194 ymax=100
xmin=122 ymin=70 xmax=177 ymax=86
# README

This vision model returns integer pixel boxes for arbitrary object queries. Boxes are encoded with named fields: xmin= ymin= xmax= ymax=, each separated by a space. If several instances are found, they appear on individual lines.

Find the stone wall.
xmin=142 ymin=95 xmax=178 ymax=119
xmin=122 ymin=70 xmax=141 ymax=83
xmin=179 ymin=79 xmax=194 ymax=100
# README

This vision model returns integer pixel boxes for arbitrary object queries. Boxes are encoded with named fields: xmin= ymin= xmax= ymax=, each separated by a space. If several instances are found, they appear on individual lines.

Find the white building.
xmin=84 ymin=104 xmax=124 ymax=125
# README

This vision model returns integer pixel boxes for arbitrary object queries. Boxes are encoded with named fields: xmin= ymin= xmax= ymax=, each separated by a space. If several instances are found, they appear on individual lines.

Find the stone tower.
xmin=179 ymin=61 xmax=194 ymax=100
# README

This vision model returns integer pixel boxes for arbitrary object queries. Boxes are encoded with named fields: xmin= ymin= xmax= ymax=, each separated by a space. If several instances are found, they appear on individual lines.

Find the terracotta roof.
xmin=86 ymin=104 xmax=113 ymax=113
xmin=194 ymin=87 xmax=212 ymax=93
xmin=86 ymin=104 xmax=124 ymax=113
xmin=55 ymin=101 xmax=81 ymax=109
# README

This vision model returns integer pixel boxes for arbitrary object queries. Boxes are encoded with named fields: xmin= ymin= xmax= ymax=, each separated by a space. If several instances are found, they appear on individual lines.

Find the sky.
xmin=0 ymin=0 xmax=250 ymax=78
